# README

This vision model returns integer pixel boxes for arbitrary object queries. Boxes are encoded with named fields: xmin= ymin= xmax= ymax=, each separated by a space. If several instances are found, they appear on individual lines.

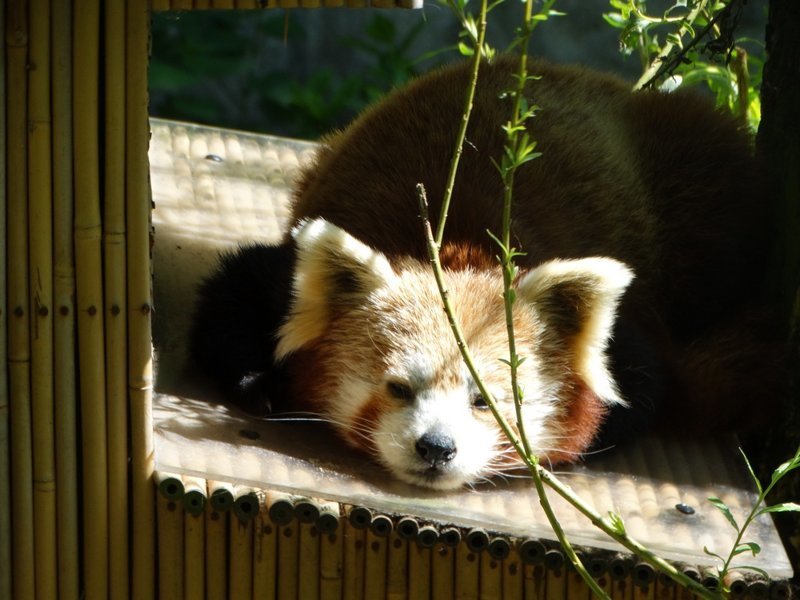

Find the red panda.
xmin=190 ymin=56 xmax=780 ymax=490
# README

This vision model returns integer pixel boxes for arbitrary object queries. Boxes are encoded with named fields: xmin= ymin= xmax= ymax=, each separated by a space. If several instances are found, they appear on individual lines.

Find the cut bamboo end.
xmin=181 ymin=475 xmax=207 ymax=516
xmin=155 ymin=471 xmax=185 ymax=501
xmin=232 ymin=486 xmax=261 ymax=522
xmin=207 ymin=480 xmax=235 ymax=512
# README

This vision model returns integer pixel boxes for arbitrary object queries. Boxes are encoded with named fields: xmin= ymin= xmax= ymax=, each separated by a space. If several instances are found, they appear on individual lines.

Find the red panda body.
xmin=190 ymin=57 xmax=779 ymax=489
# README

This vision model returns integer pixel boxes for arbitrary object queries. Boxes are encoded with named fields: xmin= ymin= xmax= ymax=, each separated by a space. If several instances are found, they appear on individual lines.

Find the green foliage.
xmin=705 ymin=445 xmax=800 ymax=593
xmin=603 ymin=0 xmax=764 ymax=132
xmin=149 ymin=12 xmax=427 ymax=139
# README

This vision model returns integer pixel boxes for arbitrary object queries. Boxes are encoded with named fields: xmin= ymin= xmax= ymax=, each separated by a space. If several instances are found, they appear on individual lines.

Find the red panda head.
xmin=277 ymin=218 xmax=633 ymax=489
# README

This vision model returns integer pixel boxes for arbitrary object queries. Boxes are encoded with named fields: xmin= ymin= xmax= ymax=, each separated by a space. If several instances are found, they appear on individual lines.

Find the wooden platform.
xmin=150 ymin=118 xmax=794 ymax=591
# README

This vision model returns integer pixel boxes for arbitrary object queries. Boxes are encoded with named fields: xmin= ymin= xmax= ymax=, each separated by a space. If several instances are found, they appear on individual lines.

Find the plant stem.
xmin=633 ymin=0 xmax=710 ymax=90
xmin=435 ymin=0 xmax=488 ymax=246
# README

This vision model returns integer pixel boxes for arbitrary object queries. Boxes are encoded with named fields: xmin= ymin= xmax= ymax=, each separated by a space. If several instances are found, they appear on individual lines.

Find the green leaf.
xmin=605 ymin=511 xmax=626 ymax=535
xmin=702 ymin=546 xmax=725 ymax=563
xmin=457 ymin=41 xmax=475 ymax=57
xmin=758 ymin=502 xmax=800 ymax=514
xmin=738 ymin=447 xmax=763 ymax=495
xmin=708 ymin=497 xmax=739 ymax=531
xmin=732 ymin=542 xmax=761 ymax=557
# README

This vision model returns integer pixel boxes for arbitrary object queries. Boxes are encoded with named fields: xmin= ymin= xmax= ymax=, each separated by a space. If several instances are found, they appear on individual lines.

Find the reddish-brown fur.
xmin=285 ymin=56 xmax=779 ymax=460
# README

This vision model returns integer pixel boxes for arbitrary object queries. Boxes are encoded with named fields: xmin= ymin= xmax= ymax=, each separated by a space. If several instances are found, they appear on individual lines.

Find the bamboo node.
xmin=140 ymin=303 xmax=151 ymax=315
xmin=88 ymin=306 xmax=97 ymax=316
xmin=111 ymin=305 xmax=121 ymax=316
xmin=13 ymin=306 xmax=24 ymax=317
xmin=59 ymin=306 xmax=69 ymax=316
xmin=38 ymin=306 xmax=49 ymax=317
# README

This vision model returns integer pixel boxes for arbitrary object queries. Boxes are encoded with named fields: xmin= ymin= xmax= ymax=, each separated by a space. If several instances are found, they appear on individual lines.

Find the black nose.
xmin=415 ymin=432 xmax=457 ymax=466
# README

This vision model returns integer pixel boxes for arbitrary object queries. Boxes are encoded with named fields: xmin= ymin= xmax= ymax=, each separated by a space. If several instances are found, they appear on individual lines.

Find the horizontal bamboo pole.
xmin=0 ymin=3 xmax=11 ymax=599
xmin=103 ymin=2 xmax=129 ymax=599
xmin=126 ymin=1 xmax=156 ymax=597
xmin=51 ymin=1 xmax=80 ymax=598
xmin=6 ymin=2 xmax=35 ymax=598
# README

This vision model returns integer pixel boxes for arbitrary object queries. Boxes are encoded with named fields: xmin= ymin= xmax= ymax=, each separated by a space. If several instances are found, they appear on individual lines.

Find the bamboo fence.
xmin=0 ymin=1 xmax=795 ymax=599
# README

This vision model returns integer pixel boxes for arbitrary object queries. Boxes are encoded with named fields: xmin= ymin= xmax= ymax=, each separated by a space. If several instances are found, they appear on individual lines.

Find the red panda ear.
xmin=276 ymin=218 xmax=396 ymax=359
xmin=516 ymin=258 xmax=634 ymax=405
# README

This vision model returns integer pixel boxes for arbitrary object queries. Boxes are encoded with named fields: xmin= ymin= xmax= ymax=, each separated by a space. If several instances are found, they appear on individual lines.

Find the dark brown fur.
xmin=290 ymin=56 xmax=778 ymax=436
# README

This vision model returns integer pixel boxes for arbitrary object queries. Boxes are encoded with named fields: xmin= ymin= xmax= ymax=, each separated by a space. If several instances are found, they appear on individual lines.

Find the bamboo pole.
xmin=408 ymin=542 xmax=431 ymax=600
xmin=205 ymin=507 xmax=228 ymax=600
xmin=298 ymin=521 xmax=321 ymax=600
xmin=6 ymin=2 xmax=35 ymax=598
xmin=320 ymin=528 xmax=344 ymax=600
xmin=386 ymin=532 xmax=408 ymax=600
xmin=364 ymin=529 xmax=388 ymax=599
xmin=229 ymin=513 xmax=254 ymax=600
xmin=0 ymin=3 xmax=11 ymax=599
xmin=253 ymin=508 xmax=278 ymax=600
xmin=103 ymin=2 xmax=129 ymax=598
xmin=503 ymin=551 xmax=524 ymax=600
xmin=126 ymin=1 xmax=156 ymax=597
xmin=277 ymin=519 xmax=300 ymax=600
xmin=455 ymin=542 xmax=479 ymax=600
xmin=51 ymin=2 xmax=80 ymax=598
xmin=28 ymin=0 xmax=59 ymax=594
xmin=480 ymin=551 xmax=502 ymax=600
xmin=432 ymin=543 xmax=454 ymax=600
xmin=184 ymin=510 xmax=205 ymax=600
xmin=73 ymin=3 xmax=110 ymax=598
xmin=342 ymin=519 xmax=366 ymax=600
xmin=156 ymin=492 xmax=184 ymax=600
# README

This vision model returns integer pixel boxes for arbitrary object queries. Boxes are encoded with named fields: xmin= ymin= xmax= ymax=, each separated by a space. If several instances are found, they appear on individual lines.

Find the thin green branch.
xmin=418 ymin=185 xmax=718 ymax=599
xmin=633 ymin=0 xmax=710 ymax=90
xmin=435 ymin=0 xmax=489 ymax=247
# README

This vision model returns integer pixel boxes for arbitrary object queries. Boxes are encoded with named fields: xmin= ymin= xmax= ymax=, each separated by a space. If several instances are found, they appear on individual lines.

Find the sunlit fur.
xmin=277 ymin=218 xmax=631 ymax=489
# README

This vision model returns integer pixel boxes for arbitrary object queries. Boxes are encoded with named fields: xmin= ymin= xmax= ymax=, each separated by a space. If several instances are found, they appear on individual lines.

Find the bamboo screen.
xmin=0 ymin=2 xmax=418 ymax=600
xmin=2 ymin=3 xmax=795 ymax=600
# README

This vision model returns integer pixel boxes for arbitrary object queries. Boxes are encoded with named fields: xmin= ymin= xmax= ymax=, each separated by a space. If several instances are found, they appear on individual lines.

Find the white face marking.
xmin=317 ymin=269 xmax=567 ymax=489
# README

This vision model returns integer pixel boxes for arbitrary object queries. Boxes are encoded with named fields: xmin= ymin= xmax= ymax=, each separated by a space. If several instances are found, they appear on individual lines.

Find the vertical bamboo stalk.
xmin=480 ymin=552 xmax=502 ymax=600
xmin=407 ymin=543 xmax=431 ymax=600
xmin=454 ymin=542 xmax=479 ymax=600
xmin=229 ymin=514 xmax=254 ymax=600
xmin=298 ymin=521 xmax=321 ymax=600
xmin=103 ymin=2 xmax=129 ymax=598
xmin=184 ymin=511 xmax=205 ymax=600
xmin=386 ymin=532 xmax=408 ymax=600
xmin=28 ymin=0 xmax=59 ymax=595
xmin=342 ymin=520 xmax=366 ymax=600
xmin=126 ymin=1 xmax=156 ymax=597
xmin=432 ymin=544 xmax=454 ymax=600
xmin=51 ymin=2 xmax=79 ymax=598
xmin=0 ymin=4 xmax=11 ymax=600
xmin=253 ymin=509 xmax=278 ymax=600
xmin=503 ymin=552 xmax=524 ymax=600
xmin=73 ymin=2 xmax=109 ymax=598
xmin=320 ymin=528 xmax=344 ymax=600
xmin=156 ymin=492 xmax=184 ymax=600
xmin=364 ymin=529 xmax=387 ymax=599
xmin=6 ymin=2 xmax=35 ymax=598
xmin=277 ymin=520 xmax=300 ymax=600
xmin=205 ymin=507 xmax=228 ymax=600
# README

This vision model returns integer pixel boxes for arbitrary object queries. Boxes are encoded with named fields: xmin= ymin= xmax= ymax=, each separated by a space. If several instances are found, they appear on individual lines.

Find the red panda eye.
xmin=387 ymin=381 xmax=415 ymax=401
xmin=472 ymin=393 xmax=488 ymax=409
